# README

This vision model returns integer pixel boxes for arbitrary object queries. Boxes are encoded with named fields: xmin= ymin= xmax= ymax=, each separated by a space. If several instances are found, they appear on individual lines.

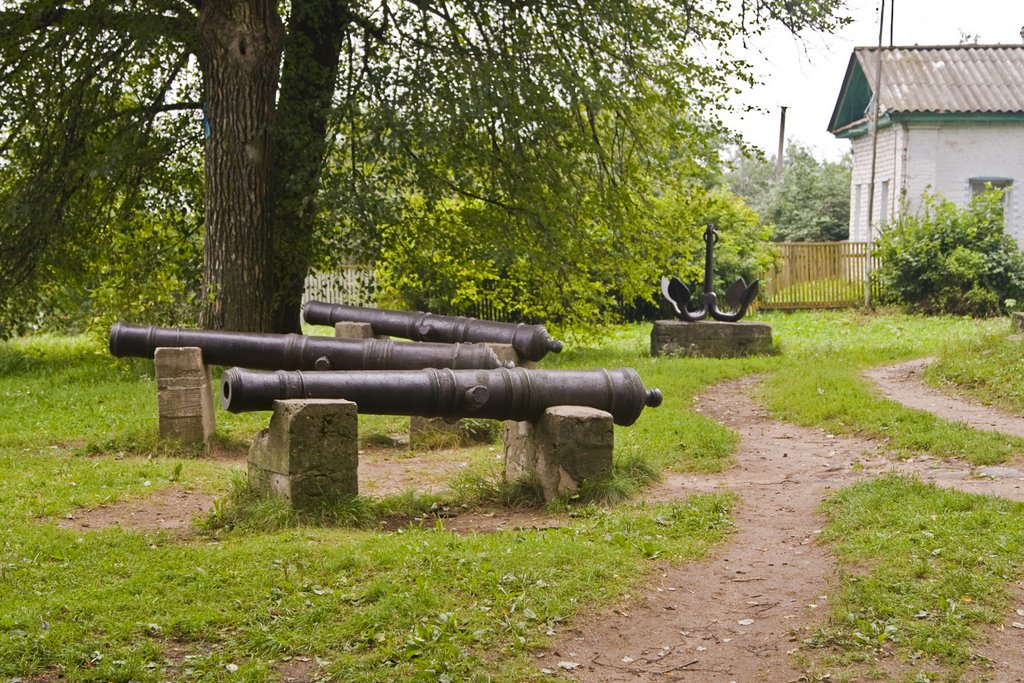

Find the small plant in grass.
xmin=204 ymin=471 xmax=378 ymax=532
xmin=410 ymin=418 xmax=503 ymax=451
xmin=451 ymin=465 xmax=547 ymax=508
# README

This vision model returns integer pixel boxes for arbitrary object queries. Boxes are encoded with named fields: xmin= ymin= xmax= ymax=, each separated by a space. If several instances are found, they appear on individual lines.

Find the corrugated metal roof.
xmin=855 ymin=45 xmax=1024 ymax=114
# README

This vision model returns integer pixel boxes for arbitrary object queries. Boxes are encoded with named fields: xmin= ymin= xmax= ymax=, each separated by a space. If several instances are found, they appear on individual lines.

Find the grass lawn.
xmin=1 ymin=310 xmax=1022 ymax=681
xmin=925 ymin=328 xmax=1024 ymax=415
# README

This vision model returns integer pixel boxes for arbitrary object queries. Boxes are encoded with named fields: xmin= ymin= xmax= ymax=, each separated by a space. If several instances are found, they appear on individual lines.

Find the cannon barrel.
xmin=302 ymin=301 xmax=564 ymax=362
xmin=221 ymin=367 xmax=663 ymax=426
xmin=108 ymin=323 xmax=508 ymax=371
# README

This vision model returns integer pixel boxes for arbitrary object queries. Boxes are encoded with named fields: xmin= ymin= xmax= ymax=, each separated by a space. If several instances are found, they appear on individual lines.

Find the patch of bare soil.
xmin=57 ymin=485 xmax=215 ymax=536
xmin=363 ymin=445 xmax=570 ymax=534
xmin=539 ymin=373 xmax=1024 ymax=682
xmin=973 ymin=582 xmax=1024 ymax=683
xmin=380 ymin=505 xmax=568 ymax=535
xmin=357 ymin=446 xmax=479 ymax=496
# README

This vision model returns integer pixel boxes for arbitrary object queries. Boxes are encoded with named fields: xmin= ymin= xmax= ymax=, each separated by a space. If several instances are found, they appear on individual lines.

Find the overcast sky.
xmin=725 ymin=0 xmax=1024 ymax=161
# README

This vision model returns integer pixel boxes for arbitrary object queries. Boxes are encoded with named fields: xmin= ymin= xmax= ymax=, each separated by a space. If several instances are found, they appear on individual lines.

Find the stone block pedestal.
xmin=154 ymin=347 xmax=215 ymax=447
xmin=334 ymin=321 xmax=375 ymax=339
xmin=504 ymin=406 xmax=613 ymax=502
xmin=248 ymin=399 xmax=359 ymax=508
xmin=651 ymin=320 xmax=773 ymax=358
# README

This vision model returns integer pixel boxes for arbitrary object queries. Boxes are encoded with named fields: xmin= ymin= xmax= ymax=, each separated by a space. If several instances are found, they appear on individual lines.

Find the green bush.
xmin=373 ymin=183 xmax=773 ymax=328
xmin=872 ymin=190 xmax=1024 ymax=316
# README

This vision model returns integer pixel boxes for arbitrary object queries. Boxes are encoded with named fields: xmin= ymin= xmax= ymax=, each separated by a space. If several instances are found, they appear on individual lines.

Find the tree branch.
xmin=0 ymin=5 xmax=195 ymax=50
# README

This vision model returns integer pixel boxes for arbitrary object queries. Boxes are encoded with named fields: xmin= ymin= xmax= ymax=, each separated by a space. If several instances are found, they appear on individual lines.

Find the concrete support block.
xmin=504 ymin=406 xmax=613 ymax=502
xmin=248 ymin=399 xmax=359 ymax=508
xmin=334 ymin=321 xmax=375 ymax=339
xmin=485 ymin=342 xmax=536 ymax=368
xmin=1012 ymin=311 xmax=1024 ymax=333
xmin=154 ymin=347 xmax=215 ymax=447
xmin=651 ymin=320 xmax=773 ymax=358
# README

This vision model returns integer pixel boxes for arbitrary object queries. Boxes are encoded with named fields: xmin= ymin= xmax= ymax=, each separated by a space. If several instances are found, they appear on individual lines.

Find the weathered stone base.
xmin=1012 ymin=311 xmax=1024 ymax=333
xmin=248 ymin=399 xmax=359 ymax=508
xmin=504 ymin=406 xmax=613 ymax=502
xmin=334 ymin=321 xmax=375 ymax=339
xmin=154 ymin=347 xmax=215 ymax=447
xmin=651 ymin=320 xmax=773 ymax=358
xmin=485 ymin=342 xmax=538 ymax=368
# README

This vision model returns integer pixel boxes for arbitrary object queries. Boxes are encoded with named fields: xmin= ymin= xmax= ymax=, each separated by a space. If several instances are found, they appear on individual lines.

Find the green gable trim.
xmin=829 ymin=59 xmax=873 ymax=132
xmin=832 ymin=113 xmax=891 ymax=140
xmin=891 ymin=112 xmax=1024 ymax=124
xmin=833 ymin=112 xmax=1024 ymax=140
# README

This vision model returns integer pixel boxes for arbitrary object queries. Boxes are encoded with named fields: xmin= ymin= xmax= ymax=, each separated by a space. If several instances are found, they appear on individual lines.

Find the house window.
xmin=880 ymin=180 xmax=890 ymax=226
xmin=853 ymin=184 xmax=862 ymax=240
xmin=970 ymin=177 xmax=1012 ymax=206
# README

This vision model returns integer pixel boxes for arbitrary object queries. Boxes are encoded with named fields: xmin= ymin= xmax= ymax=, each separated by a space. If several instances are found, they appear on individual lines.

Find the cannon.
xmin=108 ymin=323 xmax=508 ymax=371
xmin=221 ymin=366 xmax=663 ymax=426
xmin=302 ymin=301 xmax=564 ymax=362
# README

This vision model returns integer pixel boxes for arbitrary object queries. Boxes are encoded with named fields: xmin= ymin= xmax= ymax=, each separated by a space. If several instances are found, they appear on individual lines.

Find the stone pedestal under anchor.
xmin=651 ymin=320 xmax=773 ymax=358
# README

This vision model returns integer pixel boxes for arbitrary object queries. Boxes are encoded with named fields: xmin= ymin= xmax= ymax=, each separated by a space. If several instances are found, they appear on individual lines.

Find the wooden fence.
xmin=759 ymin=241 xmax=880 ymax=310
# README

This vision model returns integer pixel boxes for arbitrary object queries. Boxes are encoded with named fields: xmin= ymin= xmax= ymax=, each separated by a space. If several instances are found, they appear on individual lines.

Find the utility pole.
xmin=865 ymin=0 xmax=886 ymax=308
xmin=775 ymin=106 xmax=787 ymax=187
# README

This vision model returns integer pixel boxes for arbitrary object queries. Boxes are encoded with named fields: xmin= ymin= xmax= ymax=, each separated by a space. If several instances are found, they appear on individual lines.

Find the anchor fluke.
xmin=661 ymin=276 xmax=692 ymax=316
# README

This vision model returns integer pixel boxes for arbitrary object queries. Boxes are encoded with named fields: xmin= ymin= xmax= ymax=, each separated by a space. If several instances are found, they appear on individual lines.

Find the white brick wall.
xmin=904 ymin=122 xmax=1024 ymax=245
xmin=848 ymin=125 xmax=901 ymax=241
xmin=848 ymin=121 xmax=1024 ymax=246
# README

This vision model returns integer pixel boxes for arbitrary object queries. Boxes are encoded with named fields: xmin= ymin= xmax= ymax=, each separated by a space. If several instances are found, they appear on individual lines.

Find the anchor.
xmin=661 ymin=224 xmax=759 ymax=322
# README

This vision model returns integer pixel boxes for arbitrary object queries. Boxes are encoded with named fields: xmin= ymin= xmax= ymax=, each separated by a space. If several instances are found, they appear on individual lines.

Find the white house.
xmin=828 ymin=45 xmax=1024 ymax=245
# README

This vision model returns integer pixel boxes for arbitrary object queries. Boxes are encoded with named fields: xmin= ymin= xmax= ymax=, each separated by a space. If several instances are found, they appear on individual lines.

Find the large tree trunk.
xmin=268 ymin=0 xmax=347 ymax=333
xmin=196 ymin=0 xmax=284 ymax=331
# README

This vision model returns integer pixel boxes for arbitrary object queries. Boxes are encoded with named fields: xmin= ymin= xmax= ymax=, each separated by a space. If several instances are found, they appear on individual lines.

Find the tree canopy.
xmin=0 ymin=0 xmax=847 ymax=336
xmin=726 ymin=142 xmax=851 ymax=242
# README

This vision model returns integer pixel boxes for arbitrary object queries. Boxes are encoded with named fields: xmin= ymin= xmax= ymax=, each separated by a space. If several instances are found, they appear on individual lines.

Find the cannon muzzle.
xmin=302 ymin=301 xmax=563 ymax=362
xmin=109 ymin=323 xmax=508 ymax=371
xmin=221 ymin=367 xmax=662 ymax=426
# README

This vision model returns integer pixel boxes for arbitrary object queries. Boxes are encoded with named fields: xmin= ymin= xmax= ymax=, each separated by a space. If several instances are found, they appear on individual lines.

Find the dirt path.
xmin=540 ymin=372 xmax=1024 ymax=682
xmin=865 ymin=357 xmax=1024 ymax=440
xmin=540 ymin=376 xmax=879 ymax=681
xmin=863 ymin=358 xmax=1024 ymax=500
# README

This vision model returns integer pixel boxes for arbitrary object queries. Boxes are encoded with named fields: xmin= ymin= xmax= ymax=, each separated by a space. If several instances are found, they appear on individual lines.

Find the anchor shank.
xmin=703 ymin=225 xmax=716 ymax=295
